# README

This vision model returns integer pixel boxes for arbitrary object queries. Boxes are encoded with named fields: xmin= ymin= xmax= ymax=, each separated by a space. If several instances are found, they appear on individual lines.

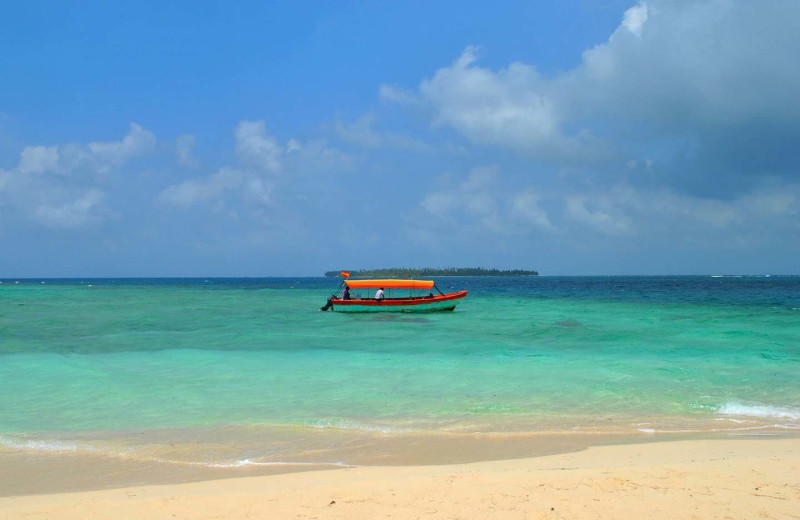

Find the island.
xmin=324 ymin=267 xmax=538 ymax=277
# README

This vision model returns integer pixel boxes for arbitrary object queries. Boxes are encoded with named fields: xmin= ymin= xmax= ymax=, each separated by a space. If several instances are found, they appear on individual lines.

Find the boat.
xmin=320 ymin=275 xmax=467 ymax=313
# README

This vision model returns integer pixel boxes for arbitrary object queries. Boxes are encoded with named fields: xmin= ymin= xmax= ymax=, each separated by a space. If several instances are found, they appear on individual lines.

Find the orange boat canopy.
xmin=345 ymin=279 xmax=435 ymax=290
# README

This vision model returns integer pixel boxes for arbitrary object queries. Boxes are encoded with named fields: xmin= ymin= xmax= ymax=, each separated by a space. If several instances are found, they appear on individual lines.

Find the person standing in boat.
xmin=342 ymin=286 xmax=351 ymax=300
xmin=375 ymin=287 xmax=385 ymax=300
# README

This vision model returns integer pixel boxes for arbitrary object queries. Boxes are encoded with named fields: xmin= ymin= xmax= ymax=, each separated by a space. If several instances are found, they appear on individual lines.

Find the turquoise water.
xmin=1 ymin=276 xmax=798 ymax=466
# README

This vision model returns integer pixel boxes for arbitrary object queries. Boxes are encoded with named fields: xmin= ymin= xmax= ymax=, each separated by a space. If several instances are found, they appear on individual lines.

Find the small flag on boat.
xmin=340 ymin=271 xmax=351 ymax=278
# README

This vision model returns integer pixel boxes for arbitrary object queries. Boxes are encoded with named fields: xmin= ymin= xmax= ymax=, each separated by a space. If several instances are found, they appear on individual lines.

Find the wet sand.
xmin=0 ymin=428 xmax=632 ymax=496
xmin=1 ymin=437 xmax=797 ymax=519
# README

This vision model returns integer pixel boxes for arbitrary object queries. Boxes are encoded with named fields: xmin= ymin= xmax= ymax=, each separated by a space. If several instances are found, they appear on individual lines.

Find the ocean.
xmin=1 ymin=276 xmax=798 ymax=493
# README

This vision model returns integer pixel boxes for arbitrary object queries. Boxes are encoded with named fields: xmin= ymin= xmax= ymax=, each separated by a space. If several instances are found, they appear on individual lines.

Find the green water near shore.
xmin=1 ymin=277 xmax=798 ymax=467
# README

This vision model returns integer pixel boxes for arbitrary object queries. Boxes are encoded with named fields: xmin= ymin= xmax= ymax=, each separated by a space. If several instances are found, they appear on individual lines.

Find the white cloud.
xmin=158 ymin=167 xmax=244 ymax=208
xmin=618 ymin=3 xmax=648 ymax=38
xmin=18 ymin=146 xmax=59 ymax=174
xmin=284 ymin=138 xmax=352 ymax=173
xmin=33 ymin=189 xmax=105 ymax=229
xmin=377 ymin=45 xmax=612 ymax=162
xmin=563 ymin=1 xmax=800 ymax=130
xmin=562 ymin=181 xmax=800 ymax=243
xmin=0 ymin=123 xmax=155 ymax=229
xmin=286 ymin=139 xmax=302 ymax=154
xmin=421 ymin=167 xmax=499 ymax=221
xmin=335 ymin=113 xmax=382 ymax=148
xmin=335 ymin=112 xmax=433 ymax=151
xmin=386 ymin=1 xmax=800 ymax=190
xmin=8 ymin=123 xmax=154 ymax=178
xmin=511 ymin=188 xmax=554 ymax=232
xmin=565 ymin=194 xmax=631 ymax=235
xmin=244 ymin=177 xmax=273 ymax=206
xmin=415 ymin=166 xmax=551 ymax=236
xmin=417 ymin=47 xmax=583 ymax=159
xmin=87 ymin=123 xmax=155 ymax=172
xmin=410 ymin=160 xmax=798 ymax=251
xmin=234 ymin=120 xmax=284 ymax=172
xmin=378 ymin=84 xmax=420 ymax=106
xmin=159 ymin=120 xmax=351 ymax=216
xmin=175 ymin=134 xmax=198 ymax=168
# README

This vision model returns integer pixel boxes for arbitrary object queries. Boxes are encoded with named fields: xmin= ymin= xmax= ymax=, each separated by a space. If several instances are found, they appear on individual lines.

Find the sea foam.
xmin=716 ymin=402 xmax=800 ymax=421
xmin=205 ymin=459 xmax=354 ymax=468
xmin=0 ymin=435 xmax=84 ymax=453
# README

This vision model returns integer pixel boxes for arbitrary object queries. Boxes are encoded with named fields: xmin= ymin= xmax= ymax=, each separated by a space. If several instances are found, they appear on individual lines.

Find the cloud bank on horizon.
xmin=1 ymin=0 xmax=798 ymax=276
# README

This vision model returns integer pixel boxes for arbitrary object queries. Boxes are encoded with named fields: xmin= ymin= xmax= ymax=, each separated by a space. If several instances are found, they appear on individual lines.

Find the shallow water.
xmin=1 ymin=276 xmax=798 ymax=479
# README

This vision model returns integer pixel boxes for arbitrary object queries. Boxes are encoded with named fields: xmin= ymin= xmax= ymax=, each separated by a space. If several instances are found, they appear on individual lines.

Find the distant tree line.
xmin=324 ymin=267 xmax=538 ymax=277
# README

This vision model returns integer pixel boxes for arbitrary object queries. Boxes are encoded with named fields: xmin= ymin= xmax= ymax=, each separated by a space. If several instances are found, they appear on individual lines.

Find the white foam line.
xmin=0 ymin=436 xmax=359 ymax=469
xmin=303 ymin=421 xmax=413 ymax=434
xmin=632 ymin=424 xmax=800 ymax=434
xmin=717 ymin=402 xmax=800 ymax=421
xmin=205 ymin=460 xmax=356 ymax=469
xmin=0 ymin=435 xmax=87 ymax=453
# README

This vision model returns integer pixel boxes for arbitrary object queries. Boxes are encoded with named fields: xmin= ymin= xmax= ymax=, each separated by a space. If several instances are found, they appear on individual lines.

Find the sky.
xmin=1 ymin=0 xmax=798 ymax=277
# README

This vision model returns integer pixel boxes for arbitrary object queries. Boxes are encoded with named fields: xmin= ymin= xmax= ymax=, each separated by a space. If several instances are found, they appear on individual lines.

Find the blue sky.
xmin=1 ymin=0 xmax=798 ymax=276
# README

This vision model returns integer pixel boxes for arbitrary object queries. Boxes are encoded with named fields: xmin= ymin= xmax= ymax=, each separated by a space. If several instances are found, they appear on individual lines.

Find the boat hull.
xmin=330 ymin=290 xmax=467 ymax=313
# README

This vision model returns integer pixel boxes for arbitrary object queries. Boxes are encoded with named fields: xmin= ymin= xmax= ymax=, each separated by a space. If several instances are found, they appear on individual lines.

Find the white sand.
xmin=1 ymin=438 xmax=797 ymax=519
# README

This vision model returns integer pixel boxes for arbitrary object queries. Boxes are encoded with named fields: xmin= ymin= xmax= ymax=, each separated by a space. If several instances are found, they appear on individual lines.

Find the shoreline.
xmin=3 ymin=425 xmax=797 ymax=496
xmin=1 ymin=437 xmax=797 ymax=519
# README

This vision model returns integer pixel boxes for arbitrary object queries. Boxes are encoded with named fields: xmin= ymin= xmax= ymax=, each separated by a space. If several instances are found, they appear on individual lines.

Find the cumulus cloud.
xmin=159 ymin=120 xmax=350 ymax=215
xmin=158 ymin=167 xmax=245 ymax=208
xmin=285 ymin=138 xmax=352 ymax=174
xmin=618 ymin=3 xmax=647 ymax=38
xmin=510 ymin=188 xmax=555 ymax=233
xmin=379 ymin=84 xmax=420 ymax=106
xmin=413 ymin=166 xmax=553 ymax=238
xmin=234 ymin=120 xmax=284 ymax=172
xmin=7 ymin=123 xmax=155 ymax=179
xmin=562 ymin=181 xmax=799 ymax=246
xmin=161 ymin=121 xmax=288 ymax=211
xmin=335 ymin=112 xmax=433 ymax=151
xmin=421 ymin=166 xmax=498 ymax=225
xmin=335 ymin=113 xmax=382 ymax=148
xmin=33 ymin=189 xmax=106 ymax=229
xmin=408 ymin=165 xmax=799 ymax=256
xmin=0 ymin=123 xmax=155 ymax=229
xmin=565 ymin=1 xmax=800 ymax=127
xmin=415 ymin=46 xmax=605 ymax=161
xmin=565 ymin=194 xmax=632 ymax=235
xmin=385 ymin=1 xmax=800 ymax=196
xmin=18 ymin=146 xmax=60 ymax=174
xmin=175 ymin=134 xmax=198 ymax=168
xmin=86 ymin=123 xmax=156 ymax=172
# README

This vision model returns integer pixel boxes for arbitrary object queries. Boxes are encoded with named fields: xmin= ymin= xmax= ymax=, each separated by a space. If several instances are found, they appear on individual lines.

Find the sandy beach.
xmin=1 ymin=437 xmax=797 ymax=519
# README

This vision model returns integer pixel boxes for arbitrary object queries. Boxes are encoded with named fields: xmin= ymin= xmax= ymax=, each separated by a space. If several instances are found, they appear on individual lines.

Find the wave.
xmin=0 ymin=435 xmax=88 ymax=453
xmin=716 ymin=402 xmax=800 ymax=421
xmin=302 ymin=418 xmax=414 ymax=434
xmin=0 ymin=434 xmax=356 ymax=469
xmin=205 ymin=459 xmax=354 ymax=468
